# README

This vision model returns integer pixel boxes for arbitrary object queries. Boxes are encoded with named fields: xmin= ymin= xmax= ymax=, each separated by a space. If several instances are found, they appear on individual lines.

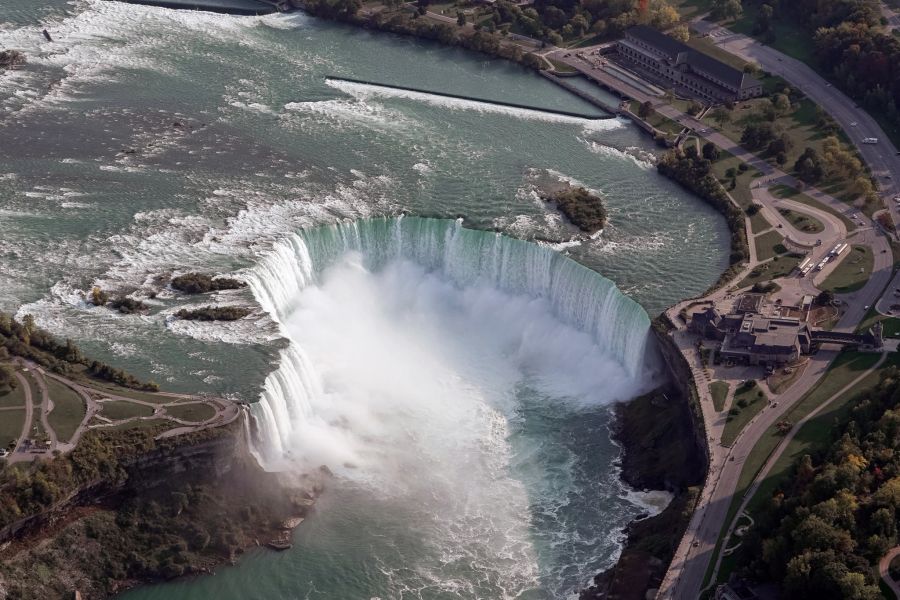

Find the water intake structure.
xmin=243 ymin=217 xmax=659 ymax=599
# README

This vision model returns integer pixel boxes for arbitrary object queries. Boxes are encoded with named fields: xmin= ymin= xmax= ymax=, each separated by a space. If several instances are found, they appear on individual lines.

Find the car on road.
xmin=863 ymin=137 xmax=879 ymax=144
xmin=851 ymin=122 xmax=858 ymax=126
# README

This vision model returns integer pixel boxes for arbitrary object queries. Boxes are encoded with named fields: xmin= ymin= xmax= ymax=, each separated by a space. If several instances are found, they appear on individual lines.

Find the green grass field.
xmin=0 ymin=408 xmax=25 ymax=449
xmin=749 ymin=209 xmax=771 ymax=234
xmin=744 ymin=352 xmax=900 ymax=516
xmin=769 ymin=184 xmax=856 ymax=232
xmin=737 ymin=254 xmax=802 ymax=289
xmin=777 ymin=207 xmax=824 ymax=233
xmin=165 ymin=403 xmax=216 ymax=423
xmin=721 ymin=382 xmax=767 ymax=446
xmin=754 ymin=229 xmax=787 ymax=261
xmin=100 ymin=400 xmax=154 ymax=421
xmin=46 ymin=378 xmax=86 ymax=444
xmin=704 ymin=351 xmax=885 ymax=588
xmin=0 ymin=376 xmax=26 ymax=409
xmin=710 ymin=381 xmax=730 ymax=412
xmin=821 ymin=245 xmax=873 ymax=293
xmin=712 ymin=151 xmax=763 ymax=210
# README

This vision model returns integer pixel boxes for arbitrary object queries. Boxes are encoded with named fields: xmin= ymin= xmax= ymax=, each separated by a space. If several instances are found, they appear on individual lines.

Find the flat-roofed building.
xmin=616 ymin=26 xmax=763 ymax=102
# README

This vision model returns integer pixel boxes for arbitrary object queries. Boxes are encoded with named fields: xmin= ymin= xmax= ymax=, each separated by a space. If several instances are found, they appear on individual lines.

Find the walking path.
xmin=880 ymin=546 xmax=900 ymax=599
xmin=707 ymin=352 xmax=888 ymax=588
xmin=4 ymin=360 xmax=241 ymax=463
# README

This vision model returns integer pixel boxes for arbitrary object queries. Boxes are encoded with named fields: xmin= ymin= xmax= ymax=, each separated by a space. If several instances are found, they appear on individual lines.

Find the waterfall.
xmin=242 ymin=217 xmax=653 ymax=467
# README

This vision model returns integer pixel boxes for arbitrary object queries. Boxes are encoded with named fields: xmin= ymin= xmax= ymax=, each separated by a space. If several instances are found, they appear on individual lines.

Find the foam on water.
xmin=239 ymin=217 xmax=657 ymax=598
xmin=325 ymin=78 xmax=627 ymax=131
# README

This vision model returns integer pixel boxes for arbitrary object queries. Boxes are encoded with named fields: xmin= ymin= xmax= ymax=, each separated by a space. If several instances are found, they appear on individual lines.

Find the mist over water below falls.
xmin=233 ymin=219 xmax=660 ymax=598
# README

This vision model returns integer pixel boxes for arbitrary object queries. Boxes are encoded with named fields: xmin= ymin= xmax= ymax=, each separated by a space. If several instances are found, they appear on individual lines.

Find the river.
xmin=0 ymin=2 xmax=728 ymax=598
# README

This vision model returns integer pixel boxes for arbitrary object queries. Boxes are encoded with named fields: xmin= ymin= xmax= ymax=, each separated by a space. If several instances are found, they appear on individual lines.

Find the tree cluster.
xmin=174 ymin=306 xmax=252 ymax=322
xmin=736 ymin=367 xmax=900 ymax=599
xmin=170 ymin=273 xmax=246 ymax=295
xmin=0 ymin=311 xmax=157 ymax=392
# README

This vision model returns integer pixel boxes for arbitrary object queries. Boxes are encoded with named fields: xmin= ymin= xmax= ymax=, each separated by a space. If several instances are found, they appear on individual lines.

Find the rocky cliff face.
xmin=579 ymin=318 xmax=708 ymax=600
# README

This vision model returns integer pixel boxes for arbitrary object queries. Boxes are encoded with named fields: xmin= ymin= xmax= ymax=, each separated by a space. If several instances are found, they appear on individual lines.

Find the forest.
xmin=735 ymin=365 xmax=900 ymax=599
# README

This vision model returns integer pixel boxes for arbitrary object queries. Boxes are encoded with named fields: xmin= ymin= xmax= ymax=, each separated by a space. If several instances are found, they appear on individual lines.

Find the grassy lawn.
xmin=724 ymin=9 xmax=816 ymax=65
xmin=710 ymin=381 xmax=730 ymax=412
xmin=777 ymin=207 xmax=824 ymax=233
xmin=106 ymin=418 xmax=171 ymax=432
xmin=165 ymin=403 xmax=217 ymax=423
xmin=100 ymin=400 xmax=154 ymax=421
xmin=701 ymin=95 xmax=868 ymax=212
xmin=769 ymin=184 xmax=856 ymax=232
xmin=749 ymin=209 xmax=771 ymax=234
xmin=46 ymin=378 xmax=86 ymax=444
xmin=820 ymin=245 xmax=873 ymax=293
xmin=0 ymin=408 xmax=24 ymax=449
xmin=705 ymin=350 xmax=884 ymax=588
xmin=712 ymin=151 xmax=763 ymax=210
xmin=0 ymin=377 xmax=26 ymax=409
xmin=672 ymin=0 xmax=713 ymax=21
xmin=721 ymin=382 xmax=767 ymax=447
xmin=754 ymin=229 xmax=787 ymax=261
xmin=84 ymin=380 xmax=175 ymax=404
xmin=744 ymin=352 xmax=900 ymax=516
xmin=737 ymin=254 xmax=803 ymax=288
xmin=547 ymin=57 xmax=577 ymax=74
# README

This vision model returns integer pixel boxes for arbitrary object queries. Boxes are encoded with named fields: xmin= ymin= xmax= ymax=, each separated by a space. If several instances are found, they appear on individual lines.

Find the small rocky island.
xmin=0 ymin=50 xmax=25 ymax=70
xmin=175 ymin=306 xmax=252 ymax=321
xmin=532 ymin=174 xmax=607 ymax=236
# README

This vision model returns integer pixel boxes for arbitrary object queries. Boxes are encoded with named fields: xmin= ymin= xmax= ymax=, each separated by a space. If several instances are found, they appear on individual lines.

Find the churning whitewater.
xmin=241 ymin=217 xmax=657 ymax=598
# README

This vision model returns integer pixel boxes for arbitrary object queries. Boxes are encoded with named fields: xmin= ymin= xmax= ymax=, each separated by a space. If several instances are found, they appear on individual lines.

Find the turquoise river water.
xmin=0 ymin=2 xmax=729 ymax=598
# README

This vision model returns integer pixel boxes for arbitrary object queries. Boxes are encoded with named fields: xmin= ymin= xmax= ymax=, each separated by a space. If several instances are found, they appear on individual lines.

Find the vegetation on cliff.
xmin=540 ymin=186 xmax=607 ymax=234
xmin=0 ymin=424 xmax=320 ymax=598
xmin=174 ymin=306 xmax=252 ymax=321
xmin=170 ymin=273 xmax=246 ymax=294
xmin=0 ymin=311 xmax=158 ymax=391
xmin=732 ymin=367 xmax=900 ymax=599
xmin=657 ymin=148 xmax=749 ymax=292
xmin=581 ymin=384 xmax=706 ymax=599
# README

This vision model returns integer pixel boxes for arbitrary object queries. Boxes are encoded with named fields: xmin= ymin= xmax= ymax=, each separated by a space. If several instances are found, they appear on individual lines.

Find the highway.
xmin=692 ymin=19 xmax=900 ymax=234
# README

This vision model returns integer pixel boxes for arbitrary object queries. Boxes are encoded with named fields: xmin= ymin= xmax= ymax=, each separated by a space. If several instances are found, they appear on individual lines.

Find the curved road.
xmin=880 ymin=546 xmax=900 ymax=600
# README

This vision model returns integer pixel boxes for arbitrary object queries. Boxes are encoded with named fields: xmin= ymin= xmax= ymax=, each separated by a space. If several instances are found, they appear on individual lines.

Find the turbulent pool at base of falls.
xmin=0 ymin=1 xmax=731 ymax=598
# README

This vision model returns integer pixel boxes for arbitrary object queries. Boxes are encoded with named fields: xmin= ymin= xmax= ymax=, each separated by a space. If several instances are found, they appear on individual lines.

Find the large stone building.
xmin=616 ymin=25 xmax=763 ymax=102
xmin=690 ymin=305 xmax=883 ymax=366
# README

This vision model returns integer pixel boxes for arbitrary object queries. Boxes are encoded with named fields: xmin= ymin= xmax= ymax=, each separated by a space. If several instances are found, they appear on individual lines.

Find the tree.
xmin=816 ymin=289 xmax=835 ymax=305
xmin=741 ymin=122 xmax=777 ymax=149
xmin=794 ymin=147 xmax=825 ymax=183
xmin=755 ymin=3 xmax=775 ymax=36
xmin=457 ymin=11 xmax=466 ymax=26
xmin=670 ymin=24 xmax=690 ymax=42
xmin=773 ymin=93 xmax=791 ymax=114
xmin=702 ymin=141 xmax=720 ymax=160
xmin=710 ymin=107 xmax=731 ymax=127
xmin=638 ymin=100 xmax=652 ymax=119
xmin=710 ymin=0 xmax=742 ymax=21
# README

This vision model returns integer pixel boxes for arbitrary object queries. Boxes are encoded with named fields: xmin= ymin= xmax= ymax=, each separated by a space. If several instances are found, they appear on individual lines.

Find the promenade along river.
xmin=0 ymin=1 xmax=729 ymax=598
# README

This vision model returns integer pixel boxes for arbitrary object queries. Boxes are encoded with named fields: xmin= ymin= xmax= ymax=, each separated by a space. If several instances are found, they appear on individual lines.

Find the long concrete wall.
xmin=327 ymin=76 xmax=617 ymax=120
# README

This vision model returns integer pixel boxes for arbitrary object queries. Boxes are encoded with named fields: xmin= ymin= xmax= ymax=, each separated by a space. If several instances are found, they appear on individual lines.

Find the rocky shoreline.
xmin=0 ymin=419 xmax=329 ymax=599
xmin=580 ymin=336 xmax=707 ymax=600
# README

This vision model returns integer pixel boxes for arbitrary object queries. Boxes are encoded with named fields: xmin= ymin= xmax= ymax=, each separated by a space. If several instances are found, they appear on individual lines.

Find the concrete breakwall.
xmin=109 ymin=0 xmax=282 ymax=16
xmin=327 ymin=76 xmax=617 ymax=120
xmin=538 ymin=71 xmax=620 ymax=115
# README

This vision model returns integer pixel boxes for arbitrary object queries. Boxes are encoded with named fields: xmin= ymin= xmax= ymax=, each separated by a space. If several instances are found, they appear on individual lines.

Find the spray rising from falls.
xmin=239 ymin=217 xmax=658 ymax=597
xmin=244 ymin=217 xmax=653 ymax=467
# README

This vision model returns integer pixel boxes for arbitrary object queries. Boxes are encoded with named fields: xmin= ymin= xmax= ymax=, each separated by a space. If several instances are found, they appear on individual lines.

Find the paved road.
xmin=708 ymin=352 xmax=887 ymax=585
xmin=32 ymin=367 xmax=58 ymax=452
xmin=692 ymin=19 xmax=900 ymax=233
xmin=9 ymin=371 xmax=34 ymax=462
xmin=880 ymin=546 xmax=900 ymax=599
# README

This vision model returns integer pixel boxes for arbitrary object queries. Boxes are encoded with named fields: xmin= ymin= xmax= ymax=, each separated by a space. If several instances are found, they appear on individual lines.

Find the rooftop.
xmin=625 ymin=25 xmax=761 ymax=91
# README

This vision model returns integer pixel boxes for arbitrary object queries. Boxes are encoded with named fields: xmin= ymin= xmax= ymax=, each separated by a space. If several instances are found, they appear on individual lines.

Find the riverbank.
xmin=0 ymin=418 xmax=327 ymax=599
xmin=580 ymin=359 xmax=707 ymax=600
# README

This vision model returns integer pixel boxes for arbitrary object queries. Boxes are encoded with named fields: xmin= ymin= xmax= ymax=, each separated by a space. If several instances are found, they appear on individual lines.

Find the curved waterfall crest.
xmin=242 ymin=217 xmax=653 ymax=466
